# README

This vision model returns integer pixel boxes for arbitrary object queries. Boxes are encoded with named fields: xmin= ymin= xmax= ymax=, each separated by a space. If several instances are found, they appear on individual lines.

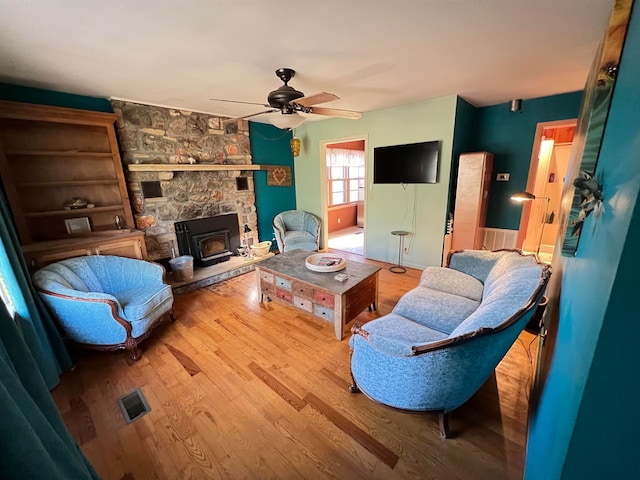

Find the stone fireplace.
xmin=111 ymin=100 xmax=259 ymax=261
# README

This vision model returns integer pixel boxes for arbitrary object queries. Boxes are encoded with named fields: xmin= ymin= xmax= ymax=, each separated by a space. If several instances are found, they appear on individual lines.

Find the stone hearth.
xmin=168 ymin=253 xmax=274 ymax=294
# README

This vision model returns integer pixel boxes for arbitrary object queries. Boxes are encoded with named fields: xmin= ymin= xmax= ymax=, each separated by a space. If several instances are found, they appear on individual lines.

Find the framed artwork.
xmin=560 ymin=0 xmax=632 ymax=256
xmin=265 ymin=166 xmax=292 ymax=186
xmin=65 ymin=217 xmax=91 ymax=234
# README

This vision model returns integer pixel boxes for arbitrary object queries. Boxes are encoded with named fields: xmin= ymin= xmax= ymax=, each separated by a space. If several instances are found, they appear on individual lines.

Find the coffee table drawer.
xmin=259 ymin=271 xmax=274 ymax=284
xmin=313 ymin=304 xmax=335 ymax=322
xmin=275 ymin=288 xmax=293 ymax=303
xmin=313 ymin=289 xmax=335 ymax=308
xmin=275 ymin=276 xmax=292 ymax=290
xmin=261 ymin=281 xmax=275 ymax=297
xmin=292 ymin=280 xmax=313 ymax=299
xmin=293 ymin=296 xmax=313 ymax=312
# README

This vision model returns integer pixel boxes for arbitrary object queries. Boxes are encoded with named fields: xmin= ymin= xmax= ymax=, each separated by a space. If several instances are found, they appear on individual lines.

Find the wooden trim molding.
xmin=0 ymin=100 xmax=117 ymax=125
xmin=127 ymin=163 xmax=291 ymax=173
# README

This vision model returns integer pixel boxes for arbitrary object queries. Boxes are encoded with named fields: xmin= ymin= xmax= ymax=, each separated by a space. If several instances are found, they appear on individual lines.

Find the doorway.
xmin=518 ymin=120 xmax=577 ymax=263
xmin=323 ymin=138 xmax=366 ymax=256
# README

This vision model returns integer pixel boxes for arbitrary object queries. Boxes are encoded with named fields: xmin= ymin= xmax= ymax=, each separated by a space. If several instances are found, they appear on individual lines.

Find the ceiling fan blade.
xmin=308 ymin=106 xmax=362 ymax=119
xmin=210 ymin=98 xmax=270 ymax=108
xmin=222 ymin=109 xmax=277 ymax=124
xmin=295 ymin=92 xmax=339 ymax=107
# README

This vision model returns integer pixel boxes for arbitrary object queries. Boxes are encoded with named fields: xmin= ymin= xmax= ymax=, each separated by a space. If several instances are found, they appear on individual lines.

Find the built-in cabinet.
xmin=22 ymin=231 xmax=146 ymax=269
xmin=0 ymin=101 xmax=145 ymax=267
xmin=451 ymin=151 xmax=493 ymax=251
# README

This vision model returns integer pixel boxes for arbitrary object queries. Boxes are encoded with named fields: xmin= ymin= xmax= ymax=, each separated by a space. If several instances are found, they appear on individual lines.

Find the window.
xmin=327 ymin=148 xmax=365 ymax=207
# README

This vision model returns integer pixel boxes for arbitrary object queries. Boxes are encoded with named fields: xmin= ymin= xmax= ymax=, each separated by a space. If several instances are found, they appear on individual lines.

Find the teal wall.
xmin=249 ymin=122 xmax=297 ymax=244
xmin=525 ymin=3 xmax=640 ymax=478
xmin=473 ymin=91 xmax=583 ymax=230
xmin=0 ymin=82 xmax=112 ymax=112
xmin=295 ymin=96 xmax=458 ymax=268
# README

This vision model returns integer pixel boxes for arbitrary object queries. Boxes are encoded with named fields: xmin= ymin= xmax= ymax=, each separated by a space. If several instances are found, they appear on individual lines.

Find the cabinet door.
xmin=94 ymin=238 xmax=144 ymax=259
xmin=27 ymin=248 xmax=93 ymax=269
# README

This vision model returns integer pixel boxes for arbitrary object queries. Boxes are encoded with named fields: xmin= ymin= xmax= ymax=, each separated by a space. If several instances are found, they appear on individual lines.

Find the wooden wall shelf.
xmin=0 ymin=100 xmax=137 ymax=249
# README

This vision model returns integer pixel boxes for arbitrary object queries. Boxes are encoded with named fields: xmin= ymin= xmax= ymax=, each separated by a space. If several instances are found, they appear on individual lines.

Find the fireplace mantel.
xmin=128 ymin=163 xmax=278 ymax=172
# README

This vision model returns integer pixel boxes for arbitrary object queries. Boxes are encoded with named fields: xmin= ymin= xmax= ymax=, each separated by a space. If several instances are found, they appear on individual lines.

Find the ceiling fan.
xmin=210 ymin=68 xmax=362 ymax=129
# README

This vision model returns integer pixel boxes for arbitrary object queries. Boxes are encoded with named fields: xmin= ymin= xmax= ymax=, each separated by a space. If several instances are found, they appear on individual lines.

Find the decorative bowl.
xmin=305 ymin=254 xmax=346 ymax=272
xmin=63 ymin=198 xmax=88 ymax=210
xmin=250 ymin=241 xmax=272 ymax=257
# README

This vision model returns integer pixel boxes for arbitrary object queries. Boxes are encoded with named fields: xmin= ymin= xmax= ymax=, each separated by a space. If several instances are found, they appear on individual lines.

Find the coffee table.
xmin=255 ymin=249 xmax=381 ymax=340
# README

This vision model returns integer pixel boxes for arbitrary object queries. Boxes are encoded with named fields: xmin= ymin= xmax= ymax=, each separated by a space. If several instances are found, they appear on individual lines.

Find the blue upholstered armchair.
xmin=272 ymin=210 xmax=321 ymax=253
xmin=32 ymin=255 xmax=175 ymax=361
xmin=349 ymin=250 xmax=550 ymax=437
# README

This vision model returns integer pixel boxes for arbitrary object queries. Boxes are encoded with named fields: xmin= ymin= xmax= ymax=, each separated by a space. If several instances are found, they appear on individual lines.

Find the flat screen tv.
xmin=373 ymin=140 xmax=440 ymax=184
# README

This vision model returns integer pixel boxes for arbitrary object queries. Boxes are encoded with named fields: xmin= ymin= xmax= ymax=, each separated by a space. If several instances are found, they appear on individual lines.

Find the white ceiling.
xmin=0 ymin=1 xmax=614 ymax=124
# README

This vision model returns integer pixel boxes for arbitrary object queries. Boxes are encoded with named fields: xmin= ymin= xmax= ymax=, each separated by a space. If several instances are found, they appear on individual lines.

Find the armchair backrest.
xmin=32 ymin=256 xmax=165 ymax=297
xmin=273 ymin=210 xmax=320 ymax=234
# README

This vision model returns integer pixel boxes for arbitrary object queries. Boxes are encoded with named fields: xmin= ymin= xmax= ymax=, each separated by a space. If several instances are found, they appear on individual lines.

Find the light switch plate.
xmin=496 ymin=173 xmax=510 ymax=181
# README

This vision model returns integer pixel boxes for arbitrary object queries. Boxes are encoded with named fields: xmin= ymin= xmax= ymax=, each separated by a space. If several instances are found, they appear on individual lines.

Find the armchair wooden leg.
xmin=439 ymin=412 xmax=450 ymax=438
xmin=125 ymin=336 xmax=141 ymax=361
xmin=348 ymin=347 xmax=360 ymax=393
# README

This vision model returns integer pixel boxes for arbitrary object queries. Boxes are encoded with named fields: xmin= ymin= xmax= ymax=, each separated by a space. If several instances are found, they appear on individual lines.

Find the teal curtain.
xmin=0 ymin=302 xmax=98 ymax=478
xmin=0 ymin=189 xmax=73 ymax=389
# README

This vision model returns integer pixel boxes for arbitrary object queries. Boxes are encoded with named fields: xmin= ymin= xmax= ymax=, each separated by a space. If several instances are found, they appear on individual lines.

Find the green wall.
xmin=0 ymin=82 xmax=112 ymax=112
xmin=249 ymin=122 xmax=297 ymax=244
xmin=474 ymin=91 xmax=583 ymax=230
xmin=525 ymin=2 xmax=640 ymax=478
xmin=295 ymin=96 xmax=458 ymax=268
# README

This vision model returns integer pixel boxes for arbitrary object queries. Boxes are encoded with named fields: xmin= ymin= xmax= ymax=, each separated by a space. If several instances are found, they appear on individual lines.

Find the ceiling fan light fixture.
xmin=270 ymin=112 xmax=305 ymax=130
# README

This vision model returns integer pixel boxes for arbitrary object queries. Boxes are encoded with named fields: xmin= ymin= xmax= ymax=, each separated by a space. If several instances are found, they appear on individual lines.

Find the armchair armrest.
xmin=36 ymin=289 xmax=130 ymax=345
xmin=350 ymin=323 xmax=417 ymax=357
xmin=273 ymin=214 xmax=286 ymax=233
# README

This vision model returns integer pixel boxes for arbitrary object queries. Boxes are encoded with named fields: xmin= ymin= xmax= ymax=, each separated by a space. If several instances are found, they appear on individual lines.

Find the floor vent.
xmin=118 ymin=388 xmax=151 ymax=424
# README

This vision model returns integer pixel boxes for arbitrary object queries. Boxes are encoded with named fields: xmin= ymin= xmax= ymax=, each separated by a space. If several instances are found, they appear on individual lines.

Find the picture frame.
xmin=65 ymin=217 xmax=91 ymax=234
xmin=559 ymin=2 xmax=631 ymax=256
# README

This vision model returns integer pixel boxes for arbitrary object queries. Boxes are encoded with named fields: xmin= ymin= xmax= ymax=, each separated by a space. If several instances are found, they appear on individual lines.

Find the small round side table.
xmin=390 ymin=230 xmax=410 ymax=274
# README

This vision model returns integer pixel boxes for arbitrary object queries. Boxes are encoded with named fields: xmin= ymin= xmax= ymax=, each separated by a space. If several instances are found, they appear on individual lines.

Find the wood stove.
xmin=175 ymin=214 xmax=242 ymax=267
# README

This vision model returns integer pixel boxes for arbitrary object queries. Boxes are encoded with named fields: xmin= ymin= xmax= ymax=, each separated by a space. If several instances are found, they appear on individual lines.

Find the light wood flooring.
xmin=52 ymin=251 xmax=538 ymax=479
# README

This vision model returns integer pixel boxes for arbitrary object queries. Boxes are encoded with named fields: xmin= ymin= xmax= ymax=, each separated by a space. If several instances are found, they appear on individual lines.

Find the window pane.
xmin=332 ymin=180 xmax=344 ymax=193
xmin=333 ymin=193 xmax=345 ymax=205
xmin=348 ymin=166 xmax=360 ymax=178
xmin=349 ymin=179 xmax=359 ymax=190
xmin=331 ymin=167 xmax=345 ymax=179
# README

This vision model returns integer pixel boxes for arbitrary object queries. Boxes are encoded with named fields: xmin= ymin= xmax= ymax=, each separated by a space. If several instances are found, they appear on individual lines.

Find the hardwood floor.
xmin=52 ymin=252 xmax=538 ymax=480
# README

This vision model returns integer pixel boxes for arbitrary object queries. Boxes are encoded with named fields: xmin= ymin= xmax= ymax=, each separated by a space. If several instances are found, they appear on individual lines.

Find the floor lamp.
xmin=511 ymin=191 xmax=551 ymax=256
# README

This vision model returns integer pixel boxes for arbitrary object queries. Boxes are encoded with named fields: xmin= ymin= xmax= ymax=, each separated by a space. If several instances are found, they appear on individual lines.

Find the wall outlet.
xmin=337 ymin=217 xmax=341 ymax=224
xmin=496 ymin=173 xmax=510 ymax=181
